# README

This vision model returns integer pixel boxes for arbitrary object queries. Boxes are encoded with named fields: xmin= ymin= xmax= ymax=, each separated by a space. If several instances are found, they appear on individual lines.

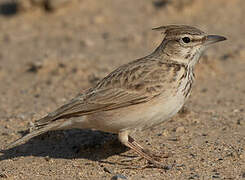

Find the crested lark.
xmin=8 ymin=25 xmax=226 ymax=167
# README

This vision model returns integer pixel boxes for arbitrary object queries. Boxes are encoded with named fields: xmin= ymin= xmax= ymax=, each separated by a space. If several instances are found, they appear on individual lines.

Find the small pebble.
xmin=239 ymin=150 xmax=245 ymax=160
xmin=176 ymin=126 xmax=185 ymax=133
xmin=162 ymin=130 xmax=169 ymax=136
xmin=111 ymin=174 xmax=127 ymax=180
xmin=45 ymin=0 xmax=70 ymax=11
xmin=242 ymin=172 xmax=245 ymax=178
xmin=44 ymin=156 xmax=51 ymax=162
xmin=202 ymin=133 xmax=208 ymax=136
xmin=237 ymin=118 xmax=243 ymax=125
xmin=0 ymin=173 xmax=8 ymax=178
xmin=163 ymin=165 xmax=172 ymax=170
xmin=103 ymin=167 xmax=112 ymax=174
xmin=153 ymin=0 xmax=169 ymax=9
xmin=1 ymin=132 xmax=8 ymax=136
xmin=168 ymin=137 xmax=178 ymax=141
xmin=27 ymin=61 xmax=43 ymax=73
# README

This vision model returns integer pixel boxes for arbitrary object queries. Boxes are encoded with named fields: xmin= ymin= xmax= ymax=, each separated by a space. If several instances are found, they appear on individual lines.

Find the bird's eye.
xmin=182 ymin=37 xmax=191 ymax=43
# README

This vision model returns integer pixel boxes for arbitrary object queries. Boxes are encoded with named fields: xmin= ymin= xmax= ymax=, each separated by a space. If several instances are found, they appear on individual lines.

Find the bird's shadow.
xmin=0 ymin=129 xmax=129 ymax=164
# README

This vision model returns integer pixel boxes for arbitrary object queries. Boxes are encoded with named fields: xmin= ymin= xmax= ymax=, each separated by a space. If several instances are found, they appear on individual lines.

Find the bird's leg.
xmin=118 ymin=131 xmax=164 ymax=168
xmin=128 ymin=136 xmax=162 ymax=162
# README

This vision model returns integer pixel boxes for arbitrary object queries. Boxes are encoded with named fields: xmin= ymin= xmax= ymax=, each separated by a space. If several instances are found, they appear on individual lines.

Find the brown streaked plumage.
xmin=8 ymin=25 xmax=226 ymax=168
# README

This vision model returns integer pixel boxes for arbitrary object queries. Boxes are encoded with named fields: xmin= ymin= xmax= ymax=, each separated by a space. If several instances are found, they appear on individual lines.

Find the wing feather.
xmin=35 ymin=88 xmax=150 ymax=126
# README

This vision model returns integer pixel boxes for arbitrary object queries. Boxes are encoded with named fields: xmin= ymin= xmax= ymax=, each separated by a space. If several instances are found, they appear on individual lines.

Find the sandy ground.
xmin=0 ymin=0 xmax=244 ymax=179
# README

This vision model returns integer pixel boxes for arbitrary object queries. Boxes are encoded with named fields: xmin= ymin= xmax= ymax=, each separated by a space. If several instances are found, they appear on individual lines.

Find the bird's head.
xmin=153 ymin=25 xmax=226 ymax=66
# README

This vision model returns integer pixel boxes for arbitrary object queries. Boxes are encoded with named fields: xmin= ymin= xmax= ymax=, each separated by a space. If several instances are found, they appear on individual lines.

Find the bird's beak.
xmin=204 ymin=35 xmax=227 ymax=45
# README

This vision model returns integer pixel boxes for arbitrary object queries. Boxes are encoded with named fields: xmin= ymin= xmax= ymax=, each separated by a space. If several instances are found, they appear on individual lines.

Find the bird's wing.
xmin=35 ymin=58 xmax=182 ymax=127
xmin=36 ymin=88 xmax=150 ymax=125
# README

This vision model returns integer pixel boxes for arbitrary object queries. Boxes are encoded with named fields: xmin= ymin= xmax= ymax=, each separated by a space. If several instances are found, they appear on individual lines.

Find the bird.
xmin=8 ymin=25 xmax=226 ymax=167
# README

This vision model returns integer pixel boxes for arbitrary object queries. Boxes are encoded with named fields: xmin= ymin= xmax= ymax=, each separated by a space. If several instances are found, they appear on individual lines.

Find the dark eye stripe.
xmin=172 ymin=37 xmax=204 ymax=43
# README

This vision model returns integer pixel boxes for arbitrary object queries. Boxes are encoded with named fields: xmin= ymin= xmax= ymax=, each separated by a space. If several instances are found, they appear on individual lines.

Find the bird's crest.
xmin=152 ymin=25 xmax=205 ymax=36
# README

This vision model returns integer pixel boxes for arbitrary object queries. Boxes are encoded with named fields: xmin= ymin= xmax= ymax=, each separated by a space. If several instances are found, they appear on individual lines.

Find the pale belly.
xmin=83 ymin=91 xmax=187 ymax=133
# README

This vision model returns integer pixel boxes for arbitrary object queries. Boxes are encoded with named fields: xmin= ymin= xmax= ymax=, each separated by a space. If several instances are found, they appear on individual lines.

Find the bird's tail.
xmin=6 ymin=121 xmax=60 ymax=149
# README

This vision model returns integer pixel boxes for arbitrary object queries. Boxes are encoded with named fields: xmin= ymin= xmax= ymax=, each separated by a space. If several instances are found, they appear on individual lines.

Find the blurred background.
xmin=0 ymin=0 xmax=244 ymax=179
